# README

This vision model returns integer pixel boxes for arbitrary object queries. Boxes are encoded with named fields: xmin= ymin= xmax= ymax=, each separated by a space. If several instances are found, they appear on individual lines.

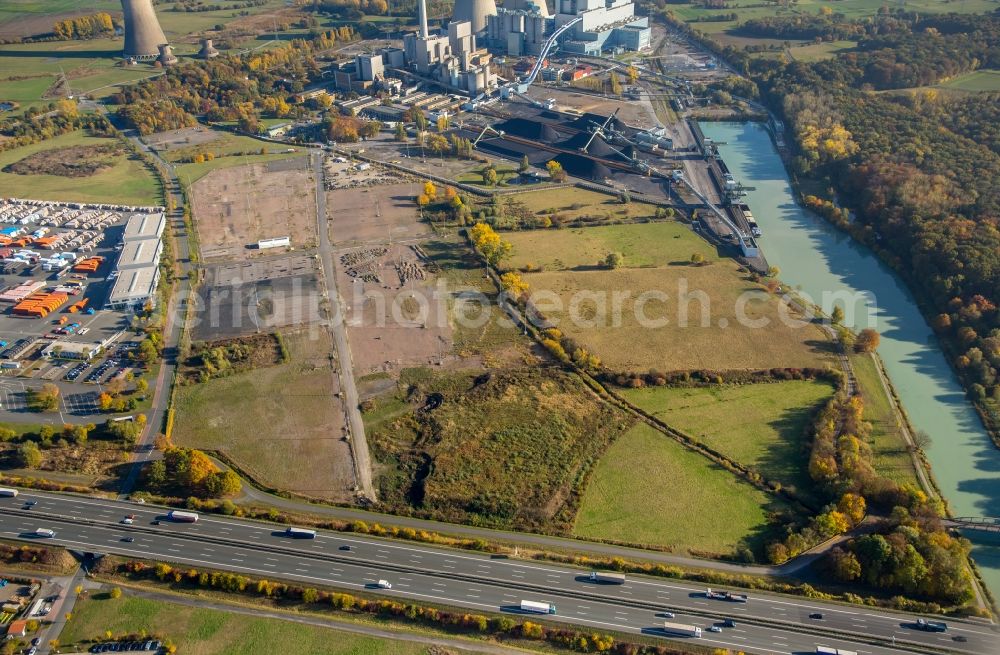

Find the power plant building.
xmin=402 ymin=0 xmax=498 ymax=95
xmin=555 ymin=0 xmax=650 ymax=54
xmin=486 ymin=0 xmax=649 ymax=56
xmin=121 ymin=0 xmax=169 ymax=60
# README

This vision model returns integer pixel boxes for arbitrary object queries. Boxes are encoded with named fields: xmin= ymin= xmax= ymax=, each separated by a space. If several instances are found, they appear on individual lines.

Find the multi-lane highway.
xmin=1 ymin=491 xmax=996 ymax=655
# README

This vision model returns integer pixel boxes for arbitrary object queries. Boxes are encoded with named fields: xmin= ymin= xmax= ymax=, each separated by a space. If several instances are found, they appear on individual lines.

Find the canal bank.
xmin=701 ymin=120 xmax=1000 ymax=604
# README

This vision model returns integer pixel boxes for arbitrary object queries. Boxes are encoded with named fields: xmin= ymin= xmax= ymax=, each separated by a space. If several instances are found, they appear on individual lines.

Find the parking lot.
xmin=0 ymin=200 xmax=154 ymax=350
xmin=0 ymin=340 xmax=138 ymax=420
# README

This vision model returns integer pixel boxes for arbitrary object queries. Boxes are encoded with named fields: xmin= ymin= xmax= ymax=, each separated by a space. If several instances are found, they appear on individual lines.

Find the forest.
xmin=110 ymin=29 xmax=355 ymax=134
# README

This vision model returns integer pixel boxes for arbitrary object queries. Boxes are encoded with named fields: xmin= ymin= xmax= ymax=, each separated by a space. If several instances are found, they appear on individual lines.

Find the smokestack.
xmin=198 ymin=38 xmax=219 ymax=59
xmin=121 ymin=0 xmax=168 ymax=58
xmin=157 ymin=44 xmax=178 ymax=67
xmin=418 ymin=0 xmax=429 ymax=38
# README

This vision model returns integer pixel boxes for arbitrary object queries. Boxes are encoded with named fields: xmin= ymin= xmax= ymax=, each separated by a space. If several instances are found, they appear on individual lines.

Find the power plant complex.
xmin=120 ymin=0 xmax=170 ymax=61
xmin=118 ymin=0 xmax=649 ymax=95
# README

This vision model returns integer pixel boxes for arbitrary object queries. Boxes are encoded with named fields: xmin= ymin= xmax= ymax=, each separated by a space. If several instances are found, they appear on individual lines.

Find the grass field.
xmin=849 ymin=352 xmax=920 ymax=485
xmin=0 ymin=130 xmax=161 ymax=205
xmin=506 ymin=187 xmax=662 ymax=224
xmin=788 ymin=40 xmax=857 ymax=62
xmin=0 ymin=38 xmax=163 ymax=113
xmin=174 ymin=151 xmax=304 ymax=185
xmin=506 ymin=222 xmax=712 ymax=271
xmin=59 ymin=593 xmax=451 ymax=655
xmin=172 ymin=329 xmax=355 ymax=501
xmin=621 ymin=381 xmax=835 ymax=502
xmin=938 ymin=69 xmax=1000 ymax=92
xmin=575 ymin=423 xmax=787 ymax=555
xmin=508 ymin=223 xmax=833 ymax=372
xmin=370 ymin=367 xmax=630 ymax=531
xmin=422 ymin=235 xmax=528 ymax=360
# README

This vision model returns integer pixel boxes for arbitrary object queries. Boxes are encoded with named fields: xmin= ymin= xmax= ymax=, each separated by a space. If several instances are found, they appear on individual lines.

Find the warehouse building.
xmin=106 ymin=266 xmax=160 ymax=311
xmin=105 ymin=212 xmax=165 ymax=311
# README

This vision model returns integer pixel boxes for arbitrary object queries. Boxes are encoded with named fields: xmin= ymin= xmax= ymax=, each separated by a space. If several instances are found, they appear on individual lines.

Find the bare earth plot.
xmin=337 ymin=243 xmax=453 ymax=376
xmin=173 ymin=329 xmax=354 ymax=501
xmin=193 ymin=255 xmax=321 ymax=342
xmin=327 ymin=182 xmax=430 ymax=247
xmin=191 ymin=158 xmax=316 ymax=261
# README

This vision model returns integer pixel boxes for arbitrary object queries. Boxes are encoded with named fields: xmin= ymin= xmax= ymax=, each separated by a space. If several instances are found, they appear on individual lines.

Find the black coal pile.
xmin=497 ymin=118 xmax=562 ymax=143
xmin=553 ymin=153 xmax=612 ymax=181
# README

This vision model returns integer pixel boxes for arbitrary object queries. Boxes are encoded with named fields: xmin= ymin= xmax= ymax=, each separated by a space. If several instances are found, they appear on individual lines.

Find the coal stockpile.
xmin=559 ymin=132 xmax=626 ymax=161
xmin=569 ymin=112 xmax=631 ymax=135
xmin=497 ymin=118 xmax=562 ymax=143
xmin=553 ymin=153 xmax=612 ymax=181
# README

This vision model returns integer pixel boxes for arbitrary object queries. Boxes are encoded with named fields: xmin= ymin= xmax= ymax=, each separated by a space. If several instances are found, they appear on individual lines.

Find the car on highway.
xmin=339 ymin=545 xmax=352 ymax=551
xmin=121 ymin=517 xmax=134 ymax=525
xmin=31 ymin=637 xmax=40 ymax=645
xmin=809 ymin=612 xmax=824 ymax=619
xmin=377 ymin=579 xmax=392 ymax=589
xmin=661 ymin=611 xmax=675 ymax=619
xmin=122 ymin=536 xmax=135 ymax=543
xmin=708 ymin=625 xmax=722 ymax=633
xmin=722 ymin=618 xmax=736 ymax=628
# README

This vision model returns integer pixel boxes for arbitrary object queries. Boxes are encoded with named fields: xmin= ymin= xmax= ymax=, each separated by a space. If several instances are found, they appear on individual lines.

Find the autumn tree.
xmin=500 ymin=272 xmax=529 ymax=297
xmin=482 ymin=166 xmax=498 ymax=186
xmin=519 ymin=154 xmax=530 ymax=173
xmin=855 ymin=328 xmax=880 ymax=353
xmin=28 ymin=383 xmax=60 ymax=412
xmin=394 ymin=122 xmax=407 ymax=141
xmin=545 ymin=160 xmax=566 ymax=182
xmin=605 ymin=252 xmax=624 ymax=269
xmin=17 ymin=442 xmax=42 ymax=469
xmin=469 ymin=223 xmax=512 ymax=267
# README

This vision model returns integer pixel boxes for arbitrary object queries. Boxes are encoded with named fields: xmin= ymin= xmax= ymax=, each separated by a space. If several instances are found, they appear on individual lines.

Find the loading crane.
xmin=581 ymin=108 xmax=620 ymax=153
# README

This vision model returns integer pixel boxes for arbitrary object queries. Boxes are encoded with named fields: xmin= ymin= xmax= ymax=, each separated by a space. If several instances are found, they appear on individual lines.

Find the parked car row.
xmin=64 ymin=362 xmax=89 ymax=381
xmin=85 ymin=358 xmax=119 ymax=383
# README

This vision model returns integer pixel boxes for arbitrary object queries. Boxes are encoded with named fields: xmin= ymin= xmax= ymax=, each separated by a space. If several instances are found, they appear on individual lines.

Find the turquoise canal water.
xmin=701 ymin=121 xmax=1000 ymax=601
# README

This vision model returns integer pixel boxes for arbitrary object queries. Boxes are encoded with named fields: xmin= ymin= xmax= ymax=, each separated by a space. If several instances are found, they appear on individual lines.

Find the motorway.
xmin=1 ymin=491 xmax=996 ymax=655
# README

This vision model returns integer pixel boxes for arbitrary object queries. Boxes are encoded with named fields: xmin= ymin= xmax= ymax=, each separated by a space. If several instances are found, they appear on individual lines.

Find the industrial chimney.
xmin=157 ymin=43 xmax=178 ymax=67
xmin=418 ymin=0 xmax=429 ymax=38
xmin=121 ymin=0 xmax=168 ymax=59
xmin=198 ymin=38 xmax=219 ymax=59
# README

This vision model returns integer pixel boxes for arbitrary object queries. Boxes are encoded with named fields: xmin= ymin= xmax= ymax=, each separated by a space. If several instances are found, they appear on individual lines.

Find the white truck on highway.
xmin=589 ymin=571 xmax=626 ymax=584
xmin=34 ymin=528 xmax=55 ymax=538
xmin=167 ymin=510 xmax=199 ymax=523
xmin=285 ymin=527 xmax=317 ymax=539
xmin=520 ymin=600 xmax=557 ymax=614
xmin=662 ymin=621 xmax=701 ymax=638
xmin=816 ymin=648 xmax=857 ymax=655
xmin=0 ymin=488 xmax=18 ymax=497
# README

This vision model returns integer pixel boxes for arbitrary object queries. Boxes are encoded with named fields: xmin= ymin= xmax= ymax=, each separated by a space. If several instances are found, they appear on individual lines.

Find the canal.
xmin=701 ymin=121 xmax=1000 ymax=601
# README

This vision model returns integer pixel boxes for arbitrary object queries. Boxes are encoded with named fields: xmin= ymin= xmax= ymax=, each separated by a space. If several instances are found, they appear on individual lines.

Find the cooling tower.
xmin=121 ymin=0 xmax=168 ymax=58
xmin=157 ymin=44 xmax=178 ymax=67
xmin=506 ymin=0 xmax=551 ymax=17
xmin=453 ymin=0 xmax=497 ymax=33
xmin=198 ymin=38 xmax=219 ymax=59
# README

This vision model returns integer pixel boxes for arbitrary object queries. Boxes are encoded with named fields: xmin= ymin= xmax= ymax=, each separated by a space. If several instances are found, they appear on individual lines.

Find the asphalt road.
xmin=1 ymin=491 xmax=996 ymax=655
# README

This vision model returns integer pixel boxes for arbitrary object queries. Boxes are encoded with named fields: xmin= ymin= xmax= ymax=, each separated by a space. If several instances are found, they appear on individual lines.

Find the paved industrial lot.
xmin=0 ymin=491 xmax=995 ymax=655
